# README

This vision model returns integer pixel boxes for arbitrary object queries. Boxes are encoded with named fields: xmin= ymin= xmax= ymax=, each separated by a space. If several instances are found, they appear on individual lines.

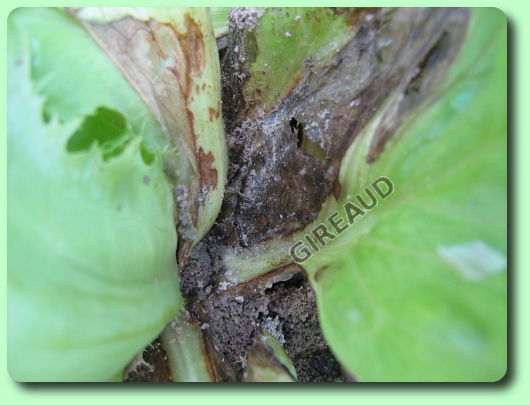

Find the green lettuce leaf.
xmin=304 ymin=8 xmax=507 ymax=381
xmin=8 ymin=9 xmax=181 ymax=381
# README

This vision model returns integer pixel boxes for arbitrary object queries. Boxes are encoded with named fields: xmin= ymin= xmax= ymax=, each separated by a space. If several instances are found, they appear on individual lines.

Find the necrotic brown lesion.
xmin=217 ymin=7 xmax=470 ymax=247
xmin=367 ymin=21 xmax=468 ymax=163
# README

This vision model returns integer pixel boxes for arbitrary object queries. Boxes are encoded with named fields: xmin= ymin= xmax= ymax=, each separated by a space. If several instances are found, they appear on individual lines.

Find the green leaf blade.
xmin=307 ymin=8 xmax=507 ymax=382
xmin=8 ymin=9 xmax=181 ymax=382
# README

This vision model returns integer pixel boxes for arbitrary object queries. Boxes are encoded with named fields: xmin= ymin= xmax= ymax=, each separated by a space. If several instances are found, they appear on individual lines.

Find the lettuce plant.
xmin=7 ymin=7 xmax=507 ymax=382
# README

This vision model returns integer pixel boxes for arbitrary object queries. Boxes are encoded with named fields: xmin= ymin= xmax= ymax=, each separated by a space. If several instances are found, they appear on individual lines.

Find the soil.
xmin=131 ymin=238 xmax=348 ymax=382
xmin=265 ymin=275 xmax=349 ymax=382
xmin=179 ymin=238 xmax=348 ymax=382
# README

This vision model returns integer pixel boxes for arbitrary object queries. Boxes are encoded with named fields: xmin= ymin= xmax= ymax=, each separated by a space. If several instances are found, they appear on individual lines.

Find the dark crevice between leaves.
xmin=290 ymin=117 xmax=327 ymax=159
xmin=123 ymin=338 xmax=173 ymax=382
